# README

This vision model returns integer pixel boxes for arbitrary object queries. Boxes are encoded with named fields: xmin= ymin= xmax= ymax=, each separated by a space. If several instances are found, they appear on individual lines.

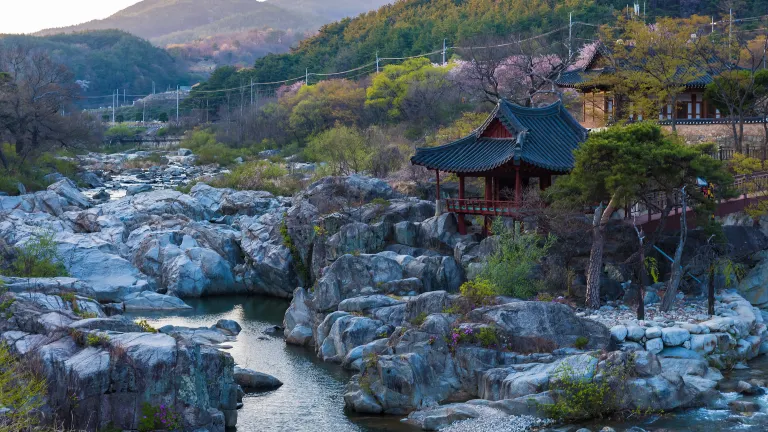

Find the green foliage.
xmin=644 ymin=257 xmax=660 ymax=284
xmin=284 ymin=79 xmax=366 ymax=139
xmin=410 ymin=312 xmax=428 ymax=327
xmin=542 ymin=363 xmax=613 ymax=421
xmin=138 ymin=402 xmax=182 ymax=432
xmin=305 ymin=125 xmax=370 ymax=176
xmin=481 ymin=220 xmax=555 ymax=299
xmin=136 ymin=319 xmax=158 ymax=333
xmin=0 ymin=143 xmax=81 ymax=195
xmin=363 ymin=352 xmax=380 ymax=370
xmin=105 ymin=125 xmax=142 ymax=140
xmin=574 ymin=336 xmax=590 ymax=350
xmin=476 ymin=327 xmax=499 ymax=348
xmin=279 ymin=218 xmax=310 ymax=283
xmin=0 ymin=281 xmax=14 ymax=319
xmin=704 ymin=70 xmax=768 ymax=116
xmin=86 ymin=333 xmax=110 ymax=347
xmin=370 ymin=198 xmax=391 ymax=207
xmin=366 ymin=58 xmax=458 ymax=125
xmin=7 ymin=230 xmax=68 ymax=278
xmin=426 ymin=112 xmax=490 ymax=147
xmin=213 ymin=160 xmax=299 ymax=196
xmin=459 ymin=278 xmax=496 ymax=307
xmin=181 ymin=130 xmax=240 ymax=166
xmin=0 ymin=343 xmax=47 ymax=430
xmin=75 ymin=310 xmax=98 ymax=319
xmin=552 ymin=123 xmax=733 ymax=213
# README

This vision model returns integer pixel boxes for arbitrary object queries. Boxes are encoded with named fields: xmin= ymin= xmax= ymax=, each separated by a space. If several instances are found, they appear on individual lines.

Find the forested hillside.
xmin=247 ymin=0 xmax=768 ymax=82
xmin=0 ymin=30 xmax=190 ymax=106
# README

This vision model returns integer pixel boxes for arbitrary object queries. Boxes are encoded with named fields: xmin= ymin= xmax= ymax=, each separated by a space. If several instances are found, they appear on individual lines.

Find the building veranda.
xmin=411 ymin=99 xmax=588 ymax=235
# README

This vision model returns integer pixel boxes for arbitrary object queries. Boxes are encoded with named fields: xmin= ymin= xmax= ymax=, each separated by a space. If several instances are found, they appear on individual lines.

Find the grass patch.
xmin=410 ymin=312 xmax=428 ymax=326
xmin=0 ymin=343 xmax=47 ymax=430
xmin=6 ymin=230 xmax=68 ymax=278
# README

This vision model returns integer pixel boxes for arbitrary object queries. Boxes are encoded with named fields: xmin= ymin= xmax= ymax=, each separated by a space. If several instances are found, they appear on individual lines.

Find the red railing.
xmin=444 ymin=198 xmax=525 ymax=216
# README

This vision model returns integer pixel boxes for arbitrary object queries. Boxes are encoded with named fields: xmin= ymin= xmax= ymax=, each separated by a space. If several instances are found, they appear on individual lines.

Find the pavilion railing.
xmin=444 ymin=198 xmax=525 ymax=217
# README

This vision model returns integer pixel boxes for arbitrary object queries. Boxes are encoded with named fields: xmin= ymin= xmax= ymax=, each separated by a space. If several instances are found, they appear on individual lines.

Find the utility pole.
xmin=376 ymin=51 xmax=379 ymax=73
xmin=142 ymin=99 xmax=146 ymax=123
xmin=711 ymin=16 xmax=715 ymax=34
xmin=442 ymin=39 xmax=447 ymax=66
xmin=176 ymin=85 xmax=179 ymax=123
xmin=729 ymin=9 xmax=733 ymax=55
xmin=305 ymin=68 xmax=309 ymax=86
xmin=250 ymin=79 xmax=254 ymax=105
xmin=112 ymin=89 xmax=115 ymax=123
xmin=206 ymin=99 xmax=209 ymax=123
xmin=568 ymin=12 xmax=573 ymax=60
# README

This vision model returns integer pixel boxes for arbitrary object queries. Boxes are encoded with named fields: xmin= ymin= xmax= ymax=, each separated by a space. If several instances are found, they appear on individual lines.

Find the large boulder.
xmin=737 ymin=250 xmax=768 ymax=307
xmin=233 ymin=366 xmax=283 ymax=391
xmin=284 ymin=288 xmax=314 ymax=346
xmin=47 ymin=178 xmax=91 ymax=209
xmin=312 ymin=254 xmax=403 ymax=312
xmin=295 ymin=175 xmax=396 ymax=214
xmin=316 ymin=314 xmax=385 ymax=362
xmin=470 ymin=302 xmax=612 ymax=351
xmin=123 ymin=291 xmax=192 ymax=311
xmin=240 ymin=212 xmax=298 ymax=298
xmin=190 ymin=183 xmax=281 ymax=217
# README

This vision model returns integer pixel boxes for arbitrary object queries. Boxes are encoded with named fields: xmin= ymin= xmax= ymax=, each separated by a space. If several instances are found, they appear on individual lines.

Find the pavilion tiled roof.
xmin=411 ymin=100 xmax=587 ymax=174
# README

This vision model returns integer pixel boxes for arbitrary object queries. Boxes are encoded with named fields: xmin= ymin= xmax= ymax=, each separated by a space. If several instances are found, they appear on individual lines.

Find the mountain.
xmin=35 ymin=0 xmax=394 ymax=45
xmin=0 ymin=30 xmax=191 ymax=107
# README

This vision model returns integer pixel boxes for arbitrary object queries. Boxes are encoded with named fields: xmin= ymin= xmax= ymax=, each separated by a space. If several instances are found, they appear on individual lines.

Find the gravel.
xmin=440 ymin=415 xmax=552 ymax=432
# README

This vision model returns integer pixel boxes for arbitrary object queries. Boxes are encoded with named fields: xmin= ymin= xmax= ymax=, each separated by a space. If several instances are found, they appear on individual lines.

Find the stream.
xmin=126 ymin=295 xmax=418 ymax=432
xmin=128 ymin=296 xmax=768 ymax=432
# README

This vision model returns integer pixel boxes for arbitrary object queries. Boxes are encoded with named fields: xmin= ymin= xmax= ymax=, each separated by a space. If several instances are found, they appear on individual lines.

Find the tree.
xmin=284 ymin=79 xmax=366 ymax=139
xmin=366 ymin=58 xmax=460 ymax=126
xmin=305 ymin=125 xmax=370 ymax=175
xmin=0 ymin=43 xmax=98 ymax=170
xmin=608 ymin=16 xmax=707 ymax=131
xmin=552 ymin=123 xmax=731 ymax=309
xmin=695 ymin=29 xmax=768 ymax=152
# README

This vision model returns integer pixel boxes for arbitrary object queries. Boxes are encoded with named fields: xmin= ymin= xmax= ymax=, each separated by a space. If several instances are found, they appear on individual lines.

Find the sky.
xmin=1 ymin=0 xmax=142 ymax=34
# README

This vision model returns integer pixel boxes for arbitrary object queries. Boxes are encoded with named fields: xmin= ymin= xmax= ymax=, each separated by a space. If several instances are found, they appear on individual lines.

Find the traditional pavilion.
xmin=411 ymin=99 xmax=588 ymax=235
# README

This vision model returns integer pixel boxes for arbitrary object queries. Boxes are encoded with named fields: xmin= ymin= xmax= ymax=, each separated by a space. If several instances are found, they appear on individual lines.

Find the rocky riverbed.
xmin=5 ymin=149 xmax=768 ymax=431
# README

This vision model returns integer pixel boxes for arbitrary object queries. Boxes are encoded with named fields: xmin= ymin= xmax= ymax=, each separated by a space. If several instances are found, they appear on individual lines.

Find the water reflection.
xmin=126 ymin=295 xmax=417 ymax=432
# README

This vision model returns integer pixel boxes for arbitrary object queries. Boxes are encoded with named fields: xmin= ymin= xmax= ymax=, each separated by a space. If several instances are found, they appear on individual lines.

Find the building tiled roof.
xmin=411 ymin=100 xmax=587 ymax=173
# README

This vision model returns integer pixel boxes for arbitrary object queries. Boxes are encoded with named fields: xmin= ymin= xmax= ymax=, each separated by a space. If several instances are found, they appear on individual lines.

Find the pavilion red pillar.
xmin=514 ymin=166 xmax=522 ymax=206
xmin=458 ymin=175 xmax=466 ymax=235
xmin=484 ymin=177 xmax=493 ymax=235
xmin=435 ymin=169 xmax=441 ymax=216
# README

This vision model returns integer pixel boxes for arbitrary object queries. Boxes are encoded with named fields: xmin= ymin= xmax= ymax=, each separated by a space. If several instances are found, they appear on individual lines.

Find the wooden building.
xmin=558 ymin=48 xmax=724 ymax=128
xmin=411 ymin=99 xmax=588 ymax=235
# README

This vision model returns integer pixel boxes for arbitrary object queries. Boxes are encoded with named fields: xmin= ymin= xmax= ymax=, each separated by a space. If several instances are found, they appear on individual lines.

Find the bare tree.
xmin=661 ymin=187 xmax=687 ymax=312
xmin=0 ymin=43 xmax=96 ymax=169
xmin=454 ymin=31 xmax=576 ymax=107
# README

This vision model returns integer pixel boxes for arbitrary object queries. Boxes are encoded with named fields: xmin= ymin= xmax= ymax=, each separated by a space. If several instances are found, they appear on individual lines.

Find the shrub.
xmin=182 ymin=129 xmax=239 ymax=166
xmin=370 ymin=198 xmax=391 ymax=207
xmin=481 ymin=220 xmax=555 ymax=299
xmin=86 ymin=333 xmax=110 ymax=347
xmin=476 ymin=327 xmax=499 ymax=348
xmin=138 ymin=402 xmax=182 ymax=432
xmin=410 ymin=312 xmax=428 ymax=326
xmin=136 ymin=319 xmax=158 ymax=333
xmin=0 ymin=344 xmax=47 ymax=430
xmin=574 ymin=336 xmax=589 ymax=350
xmin=214 ymin=160 xmax=298 ymax=196
xmin=460 ymin=278 xmax=496 ymax=307
xmin=8 ymin=230 xmax=68 ymax=278
xmin=363 ymin=352 xmax=380 ymax=370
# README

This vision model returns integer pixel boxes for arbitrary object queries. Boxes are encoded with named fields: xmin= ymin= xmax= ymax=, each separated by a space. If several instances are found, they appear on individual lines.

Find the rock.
xmin=233 ymin=366 xmax=283 ymax=391
xmin=338 ymin=295 xmax=402 ymax=312
xmin=645 ymin=337 xmax=664 ymax=354
xmin=47 ymin=178 xmax=91 ymax=209
xmin=626 ymin=325 xmax=645 ymax=342
xmin=610 ymin=325 xmax=627 ymax=342
xmin=126 ymin=184 xmax=153 ymax=195
xmin=644 ymin=291 xmax=661 ymax=305
xmin=215 ymin=320 xmax=242 ymax=336
xmin=164 ymin=247 xmax=238 ymax=298
xmin=240 ymin=212 xmax=298 ymax=298
xmin=690 ymin=334 xmax=717 ymax=354
xmin=79 ymin=171 xmax=104 ymax=188
xmin=645 ymin=327 xmax=662 ymax=339
xmin=737 ymin=251 xmax=768 ymax=307
xmin=123 ymin=291 xmax=192 ymax=311
xmin=296 ymin=175 xmax=395 ymax=214
xmin=317 ymin=314 xmax=384 ymax=362
xmin=178 ymin=148 xmax=193 ymax=156
xmin=729 ymin=400 xmax=760 ymax=413
xmin=661 ymin=327 xmax=691 ymax=347
xmin=404 ymin=403 xmax=485 ymax=430
xmin=472 ymin=301 xmax=612 ymax=350
xmin=284 ymin=288 xmax=314 ymax=346
xmin=92 ymin=189 xmax=110 ymax=201
xmin=313 ymin=254 xmax=403 ymax=312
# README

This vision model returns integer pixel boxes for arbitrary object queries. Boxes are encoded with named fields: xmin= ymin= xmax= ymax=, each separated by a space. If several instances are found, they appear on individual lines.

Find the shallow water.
xmin=126 ymin=295 xmax=418 ymax=432
xmin=128 ymin=296 xmax=768 ymax=432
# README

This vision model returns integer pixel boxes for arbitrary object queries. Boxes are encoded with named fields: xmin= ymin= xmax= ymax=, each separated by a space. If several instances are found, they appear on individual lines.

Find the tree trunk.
xmin=637 ymin=238 xmax=647 ymax=321
xmin=586 ymin=197 xmax=617 ymax=309
xmin=738 ymin=113 xmax=745 ymax=154
xmin=661 ymin=190 xmax=687 ymax=312
xmin=732 ymin=118 xmax=742 ymax=153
